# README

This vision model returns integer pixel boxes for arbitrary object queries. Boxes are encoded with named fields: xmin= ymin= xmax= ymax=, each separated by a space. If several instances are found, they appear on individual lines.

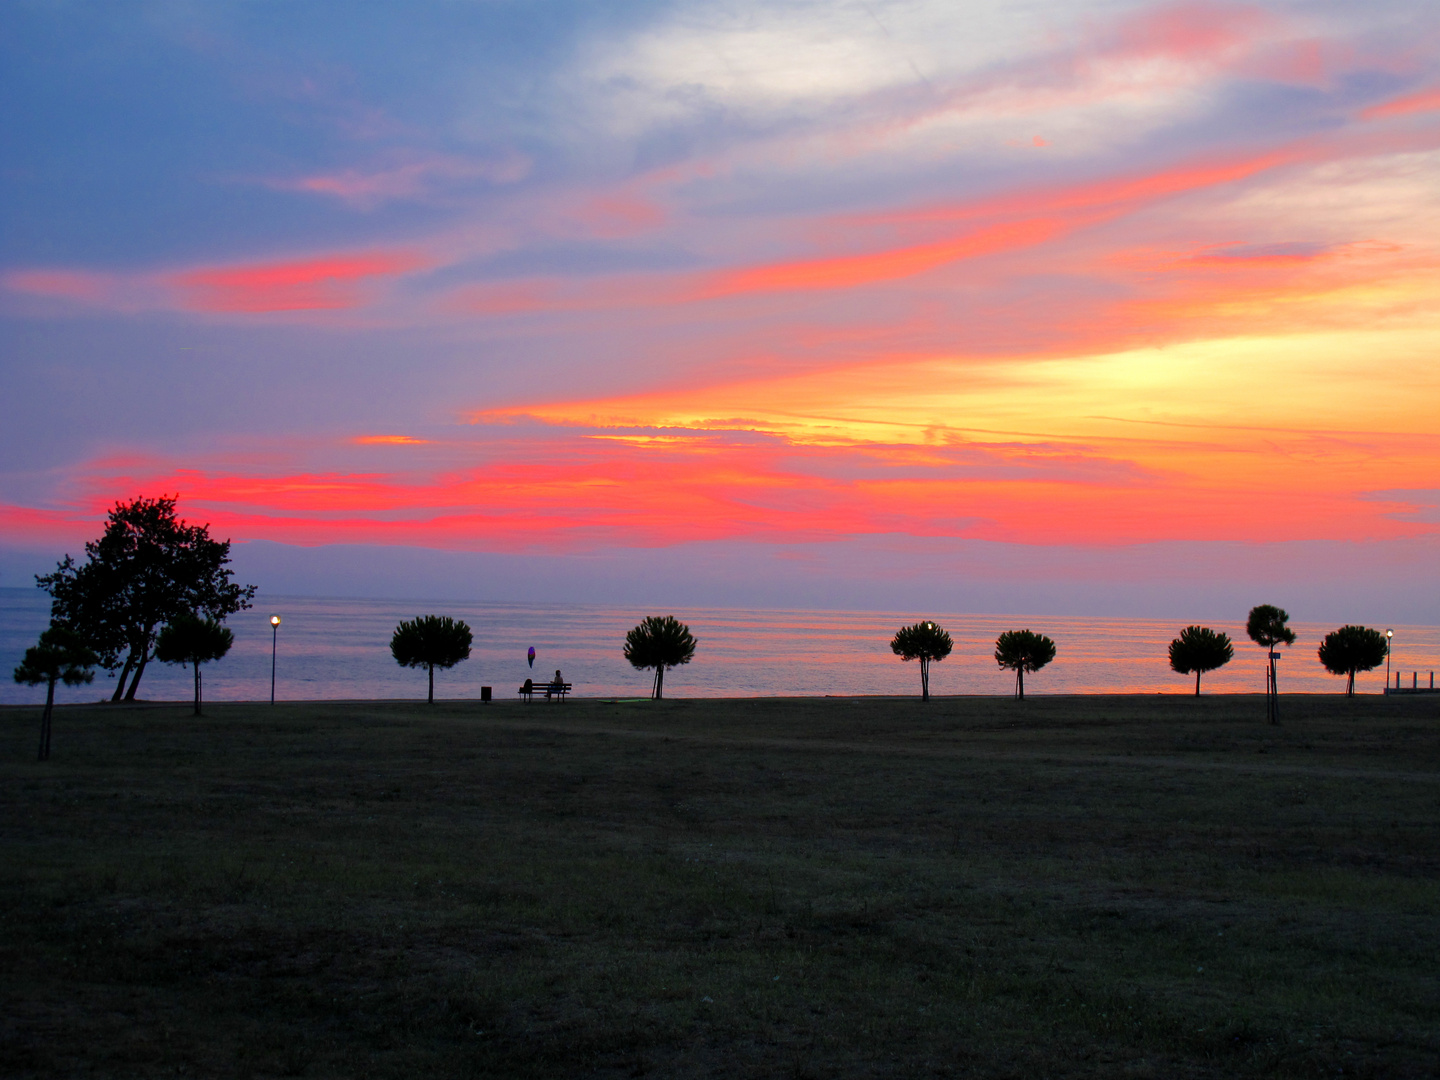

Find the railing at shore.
xmin=1386 ymin=670 xmax=1437 ymax=695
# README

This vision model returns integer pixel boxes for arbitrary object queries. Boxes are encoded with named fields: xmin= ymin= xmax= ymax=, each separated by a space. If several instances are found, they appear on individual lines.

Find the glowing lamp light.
xmin=270 ymin=613 xmax=282 ymax=705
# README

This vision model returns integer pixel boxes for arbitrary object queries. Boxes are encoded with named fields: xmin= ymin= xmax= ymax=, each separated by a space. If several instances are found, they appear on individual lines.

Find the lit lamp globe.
xmin=270 ymin=613 xmax=283 ymax=705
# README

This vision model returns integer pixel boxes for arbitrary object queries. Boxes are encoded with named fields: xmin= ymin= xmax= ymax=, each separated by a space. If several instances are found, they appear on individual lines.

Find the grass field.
xmin=2 ymin=693 xmax=1438 ymax=1078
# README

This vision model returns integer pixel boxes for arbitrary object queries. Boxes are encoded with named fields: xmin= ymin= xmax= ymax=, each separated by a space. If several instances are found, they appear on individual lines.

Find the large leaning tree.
xmin=1168 ymin=625 xmax=1234 ymax=696
xmin=36 ymin=496 xmax=256 ymax=702
xmin=1317 ymin=625 xmax=1389 ymax=696
xmin=994 ymin=629 xmax=1056 ymax=700
xmin=890 ymin=621 xmax=953 ymax=701
xmin=390 ymin=616 xmax=473 ymax=703
xmin=624 ymin=615 xmax=696 ymax=700
xmin=155 ymin=614 xmax=234 ymax=716
xmin=13 ymin=624 xmax=98 ymax=761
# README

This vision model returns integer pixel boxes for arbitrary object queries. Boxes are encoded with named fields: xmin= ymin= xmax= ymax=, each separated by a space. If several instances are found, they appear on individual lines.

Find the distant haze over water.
xmin=3 ymin=589 xmax=1436 ymax=706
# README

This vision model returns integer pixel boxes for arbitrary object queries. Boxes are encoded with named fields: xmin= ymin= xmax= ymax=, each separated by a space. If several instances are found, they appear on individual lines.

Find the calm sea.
xmin=2 ymin=588 xmax=1436 ymax=705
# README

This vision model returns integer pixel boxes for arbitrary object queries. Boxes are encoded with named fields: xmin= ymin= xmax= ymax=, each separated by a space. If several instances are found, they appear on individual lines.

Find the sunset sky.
xmin=2 ymin=0 xmax=1437 ymax=619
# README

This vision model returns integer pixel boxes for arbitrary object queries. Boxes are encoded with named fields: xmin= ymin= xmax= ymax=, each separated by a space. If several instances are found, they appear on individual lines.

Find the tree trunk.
xmin=1195 ymin=670 xmax=1201 ymax=696
xmin=193 ymin=660 xmax=202 ymax=716
xmin=1269 ymin=662 xmax=1280 ymax=725
xmin=1346 ymin=670 xmax=1354 ymax=696
xmin=124 ymin=643 xmax=152 ymax=701
xmin=920 ymin=657 xmax=929 ymax=701
xmin=655 ymin=665 xmax=665 ymax=700
xmin=111 ymin=654 xmax=134 ymax=702
xmin=1017 ymin=668 xmax=1025 ymax=700
xmin=428 ymin=663 xmax=434 ymax=704
xmin=39 ymin=677 xmax=55 ymax=761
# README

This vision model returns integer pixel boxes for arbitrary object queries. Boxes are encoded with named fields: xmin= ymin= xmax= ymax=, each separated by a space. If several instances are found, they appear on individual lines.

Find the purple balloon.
xmin=527 ymin=647 xmax=536 ymax=668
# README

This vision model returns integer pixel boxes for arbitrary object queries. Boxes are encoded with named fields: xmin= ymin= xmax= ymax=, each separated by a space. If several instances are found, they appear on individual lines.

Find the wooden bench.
xmin=519 ymin=680 xmax=572 ymax=701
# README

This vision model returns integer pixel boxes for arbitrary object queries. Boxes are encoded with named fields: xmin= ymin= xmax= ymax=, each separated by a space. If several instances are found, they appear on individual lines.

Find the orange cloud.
xmin=1103 ymin=239 xmax=1440 ymax=345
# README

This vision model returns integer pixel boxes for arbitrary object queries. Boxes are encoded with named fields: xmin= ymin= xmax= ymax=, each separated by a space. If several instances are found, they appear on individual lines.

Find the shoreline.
xmin=2 ymin=689 xmax=1433 ymax=711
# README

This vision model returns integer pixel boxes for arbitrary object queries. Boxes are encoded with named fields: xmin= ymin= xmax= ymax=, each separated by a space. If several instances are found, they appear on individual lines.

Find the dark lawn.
xmin=2 ymin=693 xmax=1438 ymax=1078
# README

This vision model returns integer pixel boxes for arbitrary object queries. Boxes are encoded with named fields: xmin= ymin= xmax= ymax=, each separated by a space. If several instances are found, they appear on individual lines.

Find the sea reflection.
xmin=2 ymin=588 xmax=1436 ymax=704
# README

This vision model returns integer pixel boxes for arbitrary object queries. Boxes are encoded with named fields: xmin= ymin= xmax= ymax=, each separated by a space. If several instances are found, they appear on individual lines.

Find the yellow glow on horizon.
xmin=483 ymin=323 xmax=1440 ymax=445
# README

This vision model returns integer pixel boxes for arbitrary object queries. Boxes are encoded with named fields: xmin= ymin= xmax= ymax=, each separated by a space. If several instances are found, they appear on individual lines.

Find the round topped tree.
xmin=890 ymin=621 xmax=953 ymax=701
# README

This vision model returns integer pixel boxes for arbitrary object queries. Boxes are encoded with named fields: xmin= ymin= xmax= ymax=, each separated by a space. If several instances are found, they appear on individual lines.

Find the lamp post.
xmin=1385 ymin=628 xmax=1393 ymax=695
xmin=270 ymin=622 xmax=282 ymax=705
xmin=1267 ymin=650 xmax=1281 ymax=724
xmin=923 ymin=622 xmax=935 ymax=700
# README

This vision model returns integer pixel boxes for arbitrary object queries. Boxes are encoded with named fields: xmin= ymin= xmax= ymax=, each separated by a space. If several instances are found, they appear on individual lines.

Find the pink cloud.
xmin=441 ymin=148 xmax=1304 ymax=321
xmin=572 ymin=193 xmax=669 ymax=238
xmin=170 ymin=251 xmax=430 ymax=312
xmin=2 ymin=269 xmax=116 ymax=302
xmin=1099 ymin=2 xmax=1273 ymax=67
xmin=699 ymin=218 xmax=1067 ymax=298
xmin=10 ymin=411 xmax=1436 ymax=554
xmin=268 ymin=152 xmax=531 ymax=209
xmin=0 ymin=501 xmax=101 ymax=548
xmin=1362 ymin=85 xmax=1440 ymax=121
xmin=879 ymin=147 xmax=1300 ymax=228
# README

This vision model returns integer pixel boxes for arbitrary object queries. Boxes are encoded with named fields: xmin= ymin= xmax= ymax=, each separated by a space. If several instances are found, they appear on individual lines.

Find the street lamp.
xmin=270 ymin=613 xmax=282 ymax=705
xmin=1385 ymin=628 xmax=1393 ymax=695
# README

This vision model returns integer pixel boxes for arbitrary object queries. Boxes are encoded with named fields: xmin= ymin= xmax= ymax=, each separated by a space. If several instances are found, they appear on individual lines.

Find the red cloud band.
xmin=6 ymin=418 xmax=1434 ymax=554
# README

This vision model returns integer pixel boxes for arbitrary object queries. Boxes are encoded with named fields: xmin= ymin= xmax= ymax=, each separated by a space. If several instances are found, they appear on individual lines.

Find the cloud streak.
xmin=171 ymin=251 xmax=431 ymax=312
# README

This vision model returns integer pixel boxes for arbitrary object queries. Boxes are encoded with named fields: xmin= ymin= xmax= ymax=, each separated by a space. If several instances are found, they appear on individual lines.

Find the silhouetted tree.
xmin=1247 ymin=604 xmax=1295 ymax=723
xmin=155 ymin=614 xmax=234 ymax=716
xmin=13 ymin=624 xmax=98 ymax=760
xmin=890 ymin=621 xmax=953 ymax=701
xmin=390 ymin=616 xmax=473 ymax=703
xmin=994 ymin=630 xmax=1056 ymax=699
xmin=624 ymin=616 xmax=696 ymax=700
xmin=36 ymin=496 xmax=255 ymax=701
xmin=1168 ymin=625 xmax=1234 ymax=695
xmin=1317 ymin=625 xmax=1388 ymax=696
